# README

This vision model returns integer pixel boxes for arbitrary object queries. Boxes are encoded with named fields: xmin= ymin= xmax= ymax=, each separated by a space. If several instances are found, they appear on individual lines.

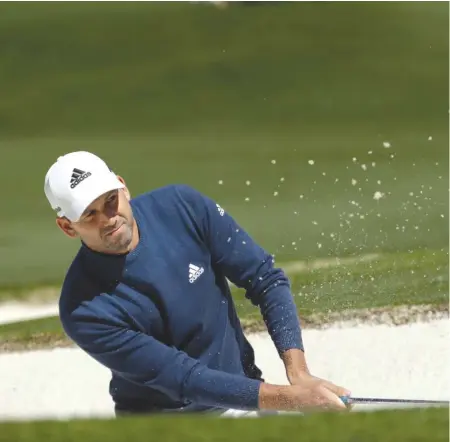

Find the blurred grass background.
xmin=0 ymin=407 xmax=448 ymax=442
xmin=0 ymin=1 xmax=448 ymax=290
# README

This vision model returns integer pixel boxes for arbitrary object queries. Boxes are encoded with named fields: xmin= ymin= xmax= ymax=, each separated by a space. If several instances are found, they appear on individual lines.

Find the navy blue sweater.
xmin=59 ymin=184 xmax=303 ymax=413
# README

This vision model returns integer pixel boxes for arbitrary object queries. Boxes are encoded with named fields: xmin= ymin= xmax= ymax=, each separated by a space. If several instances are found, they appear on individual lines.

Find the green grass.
xmin=233 ymin=248 xmax=449 ymax=320
xmin=0 ymin=316 xmax=64 ymax=351
xmin=0 ymin=407 xmax=448 ymax=442
xmin=0 ymin=131 xmax=448 ymax=289
xmin=0 ymin=1 xmax=447 ymax=289
xmin=1 ymin=248 xmax=447 ymax=350
xmin=0 ymin=2 xmax=447 ymax=136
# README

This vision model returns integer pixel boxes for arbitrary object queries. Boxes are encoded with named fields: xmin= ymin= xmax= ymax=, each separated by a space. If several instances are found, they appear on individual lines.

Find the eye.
xmin=84 ymin=210 xmax=96 ymax=220
xmin=107 ymin=194 xmax=117 ymax=205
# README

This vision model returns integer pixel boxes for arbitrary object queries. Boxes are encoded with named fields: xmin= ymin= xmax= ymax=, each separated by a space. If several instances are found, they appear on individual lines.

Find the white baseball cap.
xmin=44 ymin=151 xmax=125 ymax=221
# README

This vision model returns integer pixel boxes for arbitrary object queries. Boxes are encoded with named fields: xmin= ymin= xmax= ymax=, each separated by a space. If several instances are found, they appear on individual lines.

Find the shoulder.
xmin=132 ymin=184 xmax=204 ymax=203
xmin=59 ymin=251 xmax=86 ymax=310
xmin=58 ymin=251 xmax=102 ymax=331
xmin=131 ymin=184 xmax=210 ymax=213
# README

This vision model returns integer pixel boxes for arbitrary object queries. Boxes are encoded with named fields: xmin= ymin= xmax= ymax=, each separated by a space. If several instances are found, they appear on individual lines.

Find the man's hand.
xmin=278 ymin=348 xmax=352 ymax=411
xmin=258 ymin=380 xmax=350 ymax=413
xmin=288 ymin=371 xmax=353 ymax=411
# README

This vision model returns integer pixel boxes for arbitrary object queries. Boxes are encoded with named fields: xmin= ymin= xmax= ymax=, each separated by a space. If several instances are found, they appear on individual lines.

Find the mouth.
xmin=104 ymin=223 xmax=123 ymax=237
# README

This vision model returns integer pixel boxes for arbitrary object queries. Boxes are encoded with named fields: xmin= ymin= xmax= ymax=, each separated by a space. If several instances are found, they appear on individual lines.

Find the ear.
xmin=56 ymin=217 xmax=78 ymax=239
xmin=117 ymin=175 xmax=132 ymax=201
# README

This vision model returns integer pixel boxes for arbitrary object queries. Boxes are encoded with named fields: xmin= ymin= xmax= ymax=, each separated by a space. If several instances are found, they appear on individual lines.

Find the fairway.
xmin=0 ymin=1 xmax=448 ymax=289
xmin=0 ymin=131 xmax=448 ymax=288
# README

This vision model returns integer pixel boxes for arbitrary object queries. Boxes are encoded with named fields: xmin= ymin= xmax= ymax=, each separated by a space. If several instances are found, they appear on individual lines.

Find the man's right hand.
xmin=258 ymin=379 xmax=350 ymax=412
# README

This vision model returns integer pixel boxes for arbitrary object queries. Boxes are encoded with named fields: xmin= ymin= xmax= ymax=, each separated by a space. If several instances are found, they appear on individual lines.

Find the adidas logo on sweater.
xmin=189 ymin=263 xmax=204 ymax=283
xmin=70 ymin=168 xmax=92 ymax=189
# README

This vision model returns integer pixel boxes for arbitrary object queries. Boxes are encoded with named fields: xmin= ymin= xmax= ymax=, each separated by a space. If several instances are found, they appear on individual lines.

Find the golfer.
xmin=44 ymin=151 xmax=351 ymax=417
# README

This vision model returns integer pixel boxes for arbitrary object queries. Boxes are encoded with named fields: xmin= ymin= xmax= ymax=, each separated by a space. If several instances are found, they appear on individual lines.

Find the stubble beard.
xmin=103 ymin=222 xmax=134 ymax=252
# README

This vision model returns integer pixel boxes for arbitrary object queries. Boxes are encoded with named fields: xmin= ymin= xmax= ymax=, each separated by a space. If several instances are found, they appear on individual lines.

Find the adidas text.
xmin=70 ymin=169 xmax=92 ymax=188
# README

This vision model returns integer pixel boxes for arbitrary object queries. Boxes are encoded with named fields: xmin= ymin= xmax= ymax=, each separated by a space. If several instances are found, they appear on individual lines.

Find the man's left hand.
xmin=288 ymin=371 xmax=353 ymax=411
xmin=281 ymin=348 xmax=353 ymax=410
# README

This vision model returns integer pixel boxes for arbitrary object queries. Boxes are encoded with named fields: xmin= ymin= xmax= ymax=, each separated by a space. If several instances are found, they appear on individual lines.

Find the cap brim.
xmin=69 ymin=173 xmax=125 ymax=221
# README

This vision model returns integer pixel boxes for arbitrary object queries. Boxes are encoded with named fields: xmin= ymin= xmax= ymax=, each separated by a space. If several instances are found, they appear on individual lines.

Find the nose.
xmin=97 ymin=210 xmax=116 ymax=229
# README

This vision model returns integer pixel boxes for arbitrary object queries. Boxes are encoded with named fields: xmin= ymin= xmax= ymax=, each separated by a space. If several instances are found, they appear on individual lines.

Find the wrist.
xmin=287 ymin=370 xmax=312 ymax=385
xmin=281 ymin=348 xmax=310 ymax=382
xmin=281 ymin=348 xmax=309 ymax=370
xmin=258 ymin=383 xmax=294 ymax=411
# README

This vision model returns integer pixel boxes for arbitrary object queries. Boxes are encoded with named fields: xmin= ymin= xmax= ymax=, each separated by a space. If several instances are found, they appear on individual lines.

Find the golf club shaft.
xmin=340 ymin=396 xmax=448 ymax=405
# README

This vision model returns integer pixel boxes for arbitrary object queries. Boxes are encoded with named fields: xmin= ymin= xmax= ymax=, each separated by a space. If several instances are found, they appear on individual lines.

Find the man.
xmin=44 ymin=151 xmax=351 ymax=417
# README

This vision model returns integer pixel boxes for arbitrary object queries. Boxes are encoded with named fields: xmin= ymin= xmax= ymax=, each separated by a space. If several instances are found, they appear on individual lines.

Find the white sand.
xmin=0 ymin=318 xmax=448 ymax=421
xmin=0 ymin=302 xmax=59 ymax=325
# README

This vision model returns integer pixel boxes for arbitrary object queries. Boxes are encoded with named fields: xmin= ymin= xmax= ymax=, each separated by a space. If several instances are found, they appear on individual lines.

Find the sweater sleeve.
xmin=178 ymin=185 xmax=304 ymax=354
xmin=61 ymin=304 xmax=262 ymax=410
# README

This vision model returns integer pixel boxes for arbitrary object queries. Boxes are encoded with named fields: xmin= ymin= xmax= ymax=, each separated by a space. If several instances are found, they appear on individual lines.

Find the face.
xmin=56 ymin=176 xmax=137 ymax=254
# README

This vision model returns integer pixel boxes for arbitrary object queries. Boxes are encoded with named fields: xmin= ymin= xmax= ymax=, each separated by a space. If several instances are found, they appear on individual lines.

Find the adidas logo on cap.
xmin=70 ymin=168 xmax=92 ymax=189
